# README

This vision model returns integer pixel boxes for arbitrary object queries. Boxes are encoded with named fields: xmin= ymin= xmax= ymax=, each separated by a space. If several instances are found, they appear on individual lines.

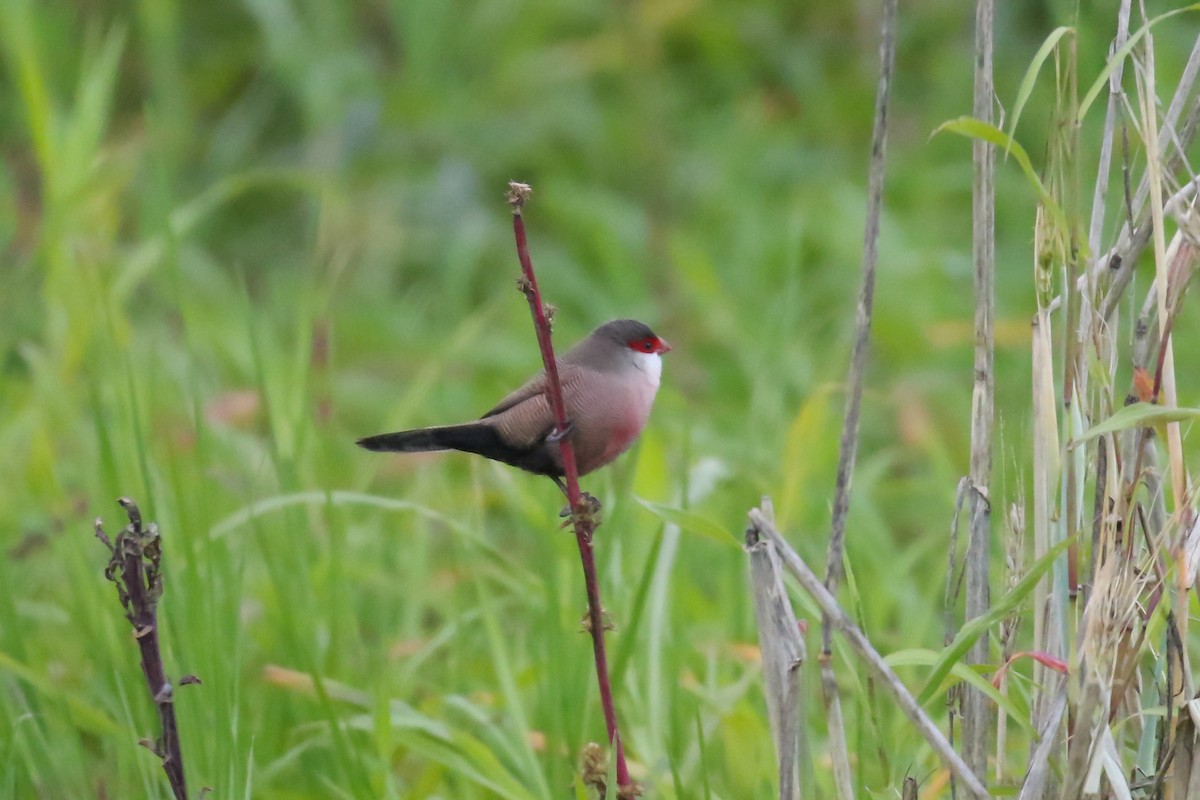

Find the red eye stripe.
xmin=628 ymin=336 xmax=671 ymax=354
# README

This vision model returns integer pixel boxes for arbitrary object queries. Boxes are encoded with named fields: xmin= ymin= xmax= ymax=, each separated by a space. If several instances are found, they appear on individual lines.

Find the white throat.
xmin=630 ymin=350 xmax=662 ymax=389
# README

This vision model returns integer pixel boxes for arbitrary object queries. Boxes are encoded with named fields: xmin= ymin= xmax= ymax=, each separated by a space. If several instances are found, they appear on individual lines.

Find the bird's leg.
xmin=554 ymin=477 xmax=574 ymax=518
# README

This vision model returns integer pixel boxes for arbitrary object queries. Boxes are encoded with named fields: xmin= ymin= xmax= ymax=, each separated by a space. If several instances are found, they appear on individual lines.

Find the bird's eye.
xmin=630 ymin=337 xmax=656 ymax=353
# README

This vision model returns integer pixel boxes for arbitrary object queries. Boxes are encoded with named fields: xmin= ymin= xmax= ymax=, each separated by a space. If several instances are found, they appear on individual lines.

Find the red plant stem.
xmin=507 ymin=182 xmax=632 ymax=792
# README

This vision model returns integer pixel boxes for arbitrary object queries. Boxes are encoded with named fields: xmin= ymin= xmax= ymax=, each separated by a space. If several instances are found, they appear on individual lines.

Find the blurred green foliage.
xmin=1 ymin=0 xmax=1197 ymax=796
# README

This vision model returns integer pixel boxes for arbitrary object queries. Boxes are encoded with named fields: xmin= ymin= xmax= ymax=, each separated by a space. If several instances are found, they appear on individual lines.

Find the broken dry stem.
xmin=748 ymin=507 xmax=990 ymax=800
xmin=745 ymin=498 xmax=807 ymax=799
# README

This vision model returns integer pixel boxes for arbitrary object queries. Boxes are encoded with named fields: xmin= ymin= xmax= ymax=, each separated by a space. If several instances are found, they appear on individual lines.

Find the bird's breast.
xmin=596 ymin=366 xmax=661 ymax=463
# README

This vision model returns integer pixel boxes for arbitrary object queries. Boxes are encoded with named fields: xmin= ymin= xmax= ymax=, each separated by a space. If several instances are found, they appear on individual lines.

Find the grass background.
xmin=1 ymin=0 xmax=1198 ymax=797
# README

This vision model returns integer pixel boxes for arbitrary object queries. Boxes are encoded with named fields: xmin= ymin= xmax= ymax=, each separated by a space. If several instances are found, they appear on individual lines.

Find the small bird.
xmin=358 ymin=319 xmax=670 ymax=490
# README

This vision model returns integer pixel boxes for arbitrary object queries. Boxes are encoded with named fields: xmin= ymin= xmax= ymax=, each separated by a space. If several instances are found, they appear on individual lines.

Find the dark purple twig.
xmin=95 ymin=498 xmax=192 ymax=800
xmin=506 ymin=182 xmax=635 ymax=797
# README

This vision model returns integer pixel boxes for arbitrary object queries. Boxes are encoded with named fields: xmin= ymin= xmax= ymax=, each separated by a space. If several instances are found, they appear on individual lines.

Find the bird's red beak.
xmin=656 ymin=338 xmax=672 ymax=354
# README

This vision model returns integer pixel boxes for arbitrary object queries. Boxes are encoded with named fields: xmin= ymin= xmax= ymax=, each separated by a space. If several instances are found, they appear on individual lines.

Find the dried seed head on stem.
xmin=95 ymin=498 xmax=190 ymax=800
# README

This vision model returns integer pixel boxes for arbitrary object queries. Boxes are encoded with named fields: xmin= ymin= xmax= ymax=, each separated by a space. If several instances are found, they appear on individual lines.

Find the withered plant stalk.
xmin=94 ymin=498 xmax=192 ymax=800
xmin=963 ymin=0 xmax=996 ymax=782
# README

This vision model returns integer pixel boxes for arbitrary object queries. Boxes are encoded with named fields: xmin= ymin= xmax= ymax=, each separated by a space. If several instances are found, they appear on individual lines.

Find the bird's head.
xmin=594 ymin=319 xmax=671 ymax=356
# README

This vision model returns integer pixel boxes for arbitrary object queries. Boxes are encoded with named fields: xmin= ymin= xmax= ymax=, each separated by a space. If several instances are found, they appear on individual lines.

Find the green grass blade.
xmin=1007 ymin=26 xmax=1075 ymax=146
xmin=1073 ymin=402 xmax=1200 ymax=444
xmin=933 ymin=117 xmax=1066 ymax=230
xmin=635 ymin=499 xmax=739 ymax=548
xmin=917 ymin=535 xmax=1074 ymax=705
xmin=885 ymin=649 xmax=1031 ymax=732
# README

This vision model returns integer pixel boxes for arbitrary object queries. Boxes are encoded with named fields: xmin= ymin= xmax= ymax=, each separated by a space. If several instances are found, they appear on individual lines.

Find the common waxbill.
xmin=357 ymin=319 xmax=670 ymax=486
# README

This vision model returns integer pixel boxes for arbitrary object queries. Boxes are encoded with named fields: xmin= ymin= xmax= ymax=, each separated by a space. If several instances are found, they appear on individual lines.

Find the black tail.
xmin=357 ymin=424 xmax=492 ymax=454
xmin=357 ymin=423 xmax=559 ymax=476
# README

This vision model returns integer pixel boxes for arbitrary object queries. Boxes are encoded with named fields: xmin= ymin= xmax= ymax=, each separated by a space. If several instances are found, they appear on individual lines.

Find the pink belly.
xmin=600 ymin=418 xmax=643 ymax=463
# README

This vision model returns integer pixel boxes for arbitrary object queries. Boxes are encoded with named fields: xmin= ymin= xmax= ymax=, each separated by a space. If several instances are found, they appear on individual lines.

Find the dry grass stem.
xmin=1016 ymin=683 xmax=1067 ymax=800
xmin=963 ymin=0 xmax=996 ymax=780
xmin=995 ymin=502 xmax=1026 ymax=783
xmin=821 ymin=0 xmax=896 ymax=614
xmin=1086 ymin=0 xmax=1133 ymax=267
xmin=1097 ymin=32 xmax=1200 ymax=320
xmin=815 ymin=1 xmax=897 ymax=793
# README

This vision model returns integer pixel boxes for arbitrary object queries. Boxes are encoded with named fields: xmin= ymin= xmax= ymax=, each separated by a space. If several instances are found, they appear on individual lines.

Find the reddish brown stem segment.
xmin=506 ymin=182 xmax=633 ymax=794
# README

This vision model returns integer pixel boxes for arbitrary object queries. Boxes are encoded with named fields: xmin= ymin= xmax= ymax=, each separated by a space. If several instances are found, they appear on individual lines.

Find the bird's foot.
xmin=546 ymin=419 xmax=574 ymax=443
xmin=578 ymin=492 xmax=601 ymax=516
xmin=559 ymin=492 xmax=602 ymax=526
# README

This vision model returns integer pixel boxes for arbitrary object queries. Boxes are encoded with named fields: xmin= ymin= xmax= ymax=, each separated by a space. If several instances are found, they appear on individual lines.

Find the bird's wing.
xmin=480 ymin=363 xmax=585 ymax=448
xmin=481 ymin=361 xmax=585 ymax=417
xmin=481 ymin=371 xmax=547 ymax=419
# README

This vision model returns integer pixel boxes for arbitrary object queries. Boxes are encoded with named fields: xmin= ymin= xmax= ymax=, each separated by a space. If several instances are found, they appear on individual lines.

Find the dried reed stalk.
xmin=816 ymin=0 xmax=897 ymax=794
xmin=963 ymin=0 xmax=996 ymax=781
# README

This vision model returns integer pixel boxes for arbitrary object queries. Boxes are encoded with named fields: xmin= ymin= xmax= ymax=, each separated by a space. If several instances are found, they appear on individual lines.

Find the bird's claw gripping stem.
xmin=559 ymin=490 xmax=601 ymax=520
xmin=560 ymin=492 xmax=602 ymax=532
xmin=547 ymin=419 xmax=574 ymax=443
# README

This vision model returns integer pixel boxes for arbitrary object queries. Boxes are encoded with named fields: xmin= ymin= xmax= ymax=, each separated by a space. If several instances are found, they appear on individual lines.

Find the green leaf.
xmin=1073 ymin=403 xmax=1200 ymax=445
xmin=636 ymin=499 xmax=740 ymax=547
xmin=1008 ymin=26 xmax=1075 ymax=146
xmin=917 ymin=535 xmax=1074 ymax=705
xmin=886 ymin=649 xmax=1031 ymax=732
xmin=345 ymin=707 xmax=541 ymax=800
xmin=932 ymin=117 xmax=1066 ymax=230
